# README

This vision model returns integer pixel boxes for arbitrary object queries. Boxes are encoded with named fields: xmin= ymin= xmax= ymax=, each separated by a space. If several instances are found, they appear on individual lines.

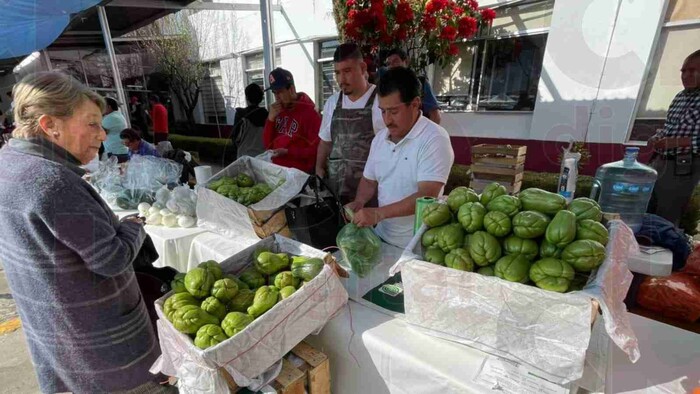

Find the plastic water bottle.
xmin=590 ymin=147 xmax=657 ymax=232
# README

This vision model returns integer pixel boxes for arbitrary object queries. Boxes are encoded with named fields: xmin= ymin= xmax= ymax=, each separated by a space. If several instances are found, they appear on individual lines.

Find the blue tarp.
xmin=0 ymin=0 xmax=101 ymax=60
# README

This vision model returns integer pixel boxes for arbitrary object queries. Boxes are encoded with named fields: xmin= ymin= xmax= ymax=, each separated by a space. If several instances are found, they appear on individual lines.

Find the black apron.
xmin=327 ymin=89 xmax=377 ymax=205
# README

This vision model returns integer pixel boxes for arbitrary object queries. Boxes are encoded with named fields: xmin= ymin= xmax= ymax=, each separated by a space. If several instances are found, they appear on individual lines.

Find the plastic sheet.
xmin=637 ymin=272 xmax=700 ymax=322
xmin=150 ymin=235 xmax=348 ymax=392
xmin=389 ymin=219 xmax=640 ymax=385
xmin=196 ymin=156 xmax=309 ymax=238
xmin=125 ymin=155 xmax=183 ymax=190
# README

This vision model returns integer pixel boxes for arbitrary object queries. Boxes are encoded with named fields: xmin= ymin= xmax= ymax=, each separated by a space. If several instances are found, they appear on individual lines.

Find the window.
xmin=316 ymin=40 xmax=340 ymax=108
xmin=201 ymin=63 xmax=226 ymax=124
xmin=244 ymin=50 xmax=282 ymax=90
xmin=434 ymin=0 xmax=553 ymax=112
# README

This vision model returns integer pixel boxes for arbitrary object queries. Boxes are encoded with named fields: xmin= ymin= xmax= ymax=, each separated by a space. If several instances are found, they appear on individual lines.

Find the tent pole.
xmin=259 ymin=0 xmax=276 ymax=107
xmin=97 ymin=5 xmax=131 ymax=128
xmin=41 ymin=50 xmax=53 ymax=71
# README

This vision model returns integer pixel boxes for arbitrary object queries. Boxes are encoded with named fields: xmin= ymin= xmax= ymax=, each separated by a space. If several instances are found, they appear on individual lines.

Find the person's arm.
xmin=428 ymin=108 xmax=442 ymax=124
xmin=316 ymin=141 xmax=332 ymax=177
xmin=422 ymin=80 xmax=442 ymax=124
xmin=353 ymin=181 xmax=443 ymax=227
xmin=41 ymin=179 xmax=146 ymax=277
xmin=316 ymin=98 xmax=335 ymax=176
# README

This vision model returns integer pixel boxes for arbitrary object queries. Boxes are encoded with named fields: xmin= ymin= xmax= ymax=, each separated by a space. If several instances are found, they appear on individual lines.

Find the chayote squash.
xmin=235 ymin=173 xmax=255 ymax=187
xmin=576 ymin=219 xmax=609 ymax=245
xmin=170 ymin=273 xmax=187 ymax=293
xmin=568 ymin=197 xmax=602 ymax=222
xmin=561 ymin=239 xmax=606 ymax=272
xmin=255 ymin=252 xmax=290 ymax=275
xmin=239 ymin=268 xmax=266 ymax=289
xmin=539 ymin=239 xmax=563 ymax=259
xmin=518 ymin=188 xmax=567 ymax=215
xmin=529 ymin=258 xmax=575 ymax=293
xmin=545 ymin=210 xmax=577 ymax=248
xmin=228 ymin=288 xmax=256 ymax=313
xmin=274 ymin=271 xmax=300 ymax=289
xmin=447 ymin=186 xmax=479 ymax=213
xmin=437 ymin=223 xmax=465 ymax=252
xmin=486 ymin=195 xmax=521 ymax=217
xmin=511 ymin=211 xmax=550 ymax=239
xmin=424 ymin=247 xmax=446 ymax=265
xmin=494 ymin=254 xmax=532 ymax=283
xmin=457 ymin=202 xmax=486 ymax=233
xmin=483 ymin=211 xmax=512 ymax=237
xmin=194 ymin=324 xmax=228 ymax=350
xmin=247 ymin=286 xmax=279 ymax=318
xmin=421 ymin=227 xmax=442 ymax=248
xmin=422 ymin=203 xmax=451 ymax=228
xmin=224 ymin=274 xmax=250 ymax=291
xmin=279 ymin=286 xmax=296 ymax=300
xmin=211 ymin=278 xmax=239 ymax=303
xmin=291 ymin=257 xmax=324 ymax=281
xmin=198 ymin=260 xmax=223 ymax=281
xmin=163 ymin=292 xmax=199 ymax=322
xmin=480 ymin=182 xmax=507 ymax=206
xmin=200 ymin=296 xmax=228 ymax=321
xmin=468 ymin=231 xmax=502 ymax=266
xmin=172 ymin=305 xmax=220 ymax=334
xmin=184 ymin=267 xmax=217 ymax=298
xmin=221 ymin=312 xmax=254 ymax=337
xmin=444 ymin=248 xmax=475 ymax=272
xmin=477 ymin=266 xmax=495 ymax=276
xmin=502 ymin=235 xmax=539 ymax=260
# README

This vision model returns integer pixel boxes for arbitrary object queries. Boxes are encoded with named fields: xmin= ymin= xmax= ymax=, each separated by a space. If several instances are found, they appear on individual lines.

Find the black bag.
xmin=285 ymin=175 xmax=345 ymax=250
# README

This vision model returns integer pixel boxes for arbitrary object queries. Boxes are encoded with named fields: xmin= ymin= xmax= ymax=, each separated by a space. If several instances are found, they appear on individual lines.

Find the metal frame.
xmin=106 ymin=0 xmax=281 ymax=12
xmin=260 ymin=0 xmax=276 ymax=107
xmin=98 ymin=5 xmax=131 ymax=128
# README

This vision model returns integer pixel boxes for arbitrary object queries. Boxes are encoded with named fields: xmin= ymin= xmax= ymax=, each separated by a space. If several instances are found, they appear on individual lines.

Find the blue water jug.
xmin=590 ymin=147 xmax=657 ymax=232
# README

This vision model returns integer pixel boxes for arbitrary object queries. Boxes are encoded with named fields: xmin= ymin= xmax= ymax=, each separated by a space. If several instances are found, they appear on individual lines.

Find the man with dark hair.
xmin=384 ymin=48 xmax=442 ymax=124
xmin=149 ymin=94 xmax=169 ymax=143
xmin=120 ymin=128 xmax=159 ymax=158
xmin=263 ymin=68 xmax=321 ymax=173
xmin=648 ymin=49 xmax=700 ymax=226
xmin=316 ymin=43 xmax=386 ymax=204
xmin=232 ymin=83 xmax=268 ymax=159
xmin=101 ymin=97 xmax=129 ymax=161
xmin=347 ymin=67 xmax=454 ymax=248
xmin=129 ymin=95 xmax=149 ymax=134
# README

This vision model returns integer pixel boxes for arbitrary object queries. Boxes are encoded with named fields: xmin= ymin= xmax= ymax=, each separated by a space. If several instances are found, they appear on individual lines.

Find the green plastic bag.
xmin=336 ymin=210 xmax=382 ymax=278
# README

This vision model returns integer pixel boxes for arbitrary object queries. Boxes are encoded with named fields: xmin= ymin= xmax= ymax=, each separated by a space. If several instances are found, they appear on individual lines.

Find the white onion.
xmin=177 ymin=215 xmax=196 ymax=228
xmin=137 ymin=202 xmax=151 ymax=215
xmin=148 ymin=206 xmax=160 ymax=216
xmin=162 ymin=214 xmax=178 ymax=227
xmin=147 ymin=213 xmax=163 ymax=226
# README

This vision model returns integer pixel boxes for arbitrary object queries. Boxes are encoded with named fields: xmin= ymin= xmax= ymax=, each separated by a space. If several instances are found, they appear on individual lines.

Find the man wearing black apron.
xmin=316 ymin=43 xmax=385 ymax=205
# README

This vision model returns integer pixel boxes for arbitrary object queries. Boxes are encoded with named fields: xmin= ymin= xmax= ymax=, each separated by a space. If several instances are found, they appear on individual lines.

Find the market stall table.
xmin=112 ymin=208 xmax=206 ymax=272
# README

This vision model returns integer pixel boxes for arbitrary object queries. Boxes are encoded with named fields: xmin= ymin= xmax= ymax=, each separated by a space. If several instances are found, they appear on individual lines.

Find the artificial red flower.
xmin=425 ymin=0 xmax=448 ymax=14
xmin=467 ymin=0 xmax=479 ymax=9
xmin=440 ymin=25 xmax=458 ymax=41
xmin=394 ymin=27 xmax=408 ymax=41
xmin=348 ymin=9 xmax=359 ymax=21
xmin=422 ymin=15 xmax=437 ymax=30
xmin=481 ymin=8 xmax=496 ymax=21
xmin=452 ymin=5 xmax=464 ymax=15
xmin=346 ymin=0 xmax=357 ymax=7
xmin=457 ymin=16 xmax=478 ymax=37
xmin=448 ymin=43 xmax=459 ymax=56
xmin=395 ymin=1 xmax=414 ymax=24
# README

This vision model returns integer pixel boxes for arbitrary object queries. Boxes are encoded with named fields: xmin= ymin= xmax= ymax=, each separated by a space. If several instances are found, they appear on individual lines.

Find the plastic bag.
xmin=125 ymin=155 xmax=183 ymax=190
xmin=636 ymin=272 xmax=700 ymax=322
xmin=336 ymin=216 xmax=382 ymax=278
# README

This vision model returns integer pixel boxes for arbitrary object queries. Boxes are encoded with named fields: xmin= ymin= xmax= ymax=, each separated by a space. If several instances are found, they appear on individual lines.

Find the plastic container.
xmin=413 ymin=196 xmax=436 ymax=234
xmin=590 ymin=147 xmax=657 ymax=232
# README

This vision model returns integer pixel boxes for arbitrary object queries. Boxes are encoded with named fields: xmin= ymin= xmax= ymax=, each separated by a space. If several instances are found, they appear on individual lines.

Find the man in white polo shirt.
xmin=346 ymin=67 xmax=454 ymax=248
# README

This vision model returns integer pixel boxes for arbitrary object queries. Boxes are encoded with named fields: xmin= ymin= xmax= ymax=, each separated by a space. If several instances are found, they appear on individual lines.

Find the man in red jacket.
xmin=263 ymin=68 xmax=321 ymax=173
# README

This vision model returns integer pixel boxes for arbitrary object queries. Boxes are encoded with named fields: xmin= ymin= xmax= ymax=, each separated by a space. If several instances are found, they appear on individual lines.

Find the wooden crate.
xmin=470 ymin=144 xmax=527 ymax=194
xmin=222 ymin=341 xmax=331 ymax=394
xmin=247 ymin=207 xmax=293 ymax=239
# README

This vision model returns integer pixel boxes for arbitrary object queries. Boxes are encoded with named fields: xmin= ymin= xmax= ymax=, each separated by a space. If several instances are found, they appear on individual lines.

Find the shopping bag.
xmin=285 ymin=175 xmax=344 ymax=250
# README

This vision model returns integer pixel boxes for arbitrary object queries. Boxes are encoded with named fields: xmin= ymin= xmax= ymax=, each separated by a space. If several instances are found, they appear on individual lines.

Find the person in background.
xmin=383 ymin=48 xmax=442 ymax=124
xmin=648 ymin=49 xmax=700 ymax=227
xmin=232 ymin=83 xmax=268 ymax=159
xmin=121 ymin=127 xmax=159 ymax=158
xmin=130 ymin=95 xmax=149 ymax=134
xmin=263 ymin=68 xmax=321 ymax=173
xmin=347 ymin=67 xmax=454 ymax=248
xmin=101 ymin=97 xmax=129 ymax=162
xmin=0 ymin=71 xmax=167 ymax=393
xmin=149 ymin=94 xmax=169 ymax=144
xmin=316 ymin=43 xmax=386 ymax=204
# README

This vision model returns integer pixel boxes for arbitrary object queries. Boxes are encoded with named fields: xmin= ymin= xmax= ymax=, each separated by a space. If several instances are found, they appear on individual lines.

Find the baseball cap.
xmin=266 ymin=67 xmax=294 ymax=91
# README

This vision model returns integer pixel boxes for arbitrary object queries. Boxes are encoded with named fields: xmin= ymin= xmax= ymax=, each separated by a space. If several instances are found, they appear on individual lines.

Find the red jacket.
xmin=263 ymin=92 xmax=321 ymax=173
xmin=152 ymin=103 xmax=168 ymax=133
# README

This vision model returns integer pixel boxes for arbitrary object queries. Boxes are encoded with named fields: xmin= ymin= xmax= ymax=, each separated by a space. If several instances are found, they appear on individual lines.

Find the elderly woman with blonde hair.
xmin=0 ymin=72 xmax=170 ymax=393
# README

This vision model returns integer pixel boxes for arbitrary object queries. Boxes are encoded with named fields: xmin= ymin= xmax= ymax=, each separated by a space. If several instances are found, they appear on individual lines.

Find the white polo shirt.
xmin=318 ymin=85 xmax=386 ymax=142
xmin=363 ymin=116 xmax=454 ymax=248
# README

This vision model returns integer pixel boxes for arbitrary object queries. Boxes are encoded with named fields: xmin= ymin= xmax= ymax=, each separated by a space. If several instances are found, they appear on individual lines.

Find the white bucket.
xmin=194 ymin=165 xmax=213 ymax=184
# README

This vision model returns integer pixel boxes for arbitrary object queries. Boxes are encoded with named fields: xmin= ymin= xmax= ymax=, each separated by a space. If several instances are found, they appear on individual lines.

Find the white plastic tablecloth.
xmin=186 ymin=231 xmax=259 ymax=270
xmin=112 ymin=208 xmax=207 ymax=272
